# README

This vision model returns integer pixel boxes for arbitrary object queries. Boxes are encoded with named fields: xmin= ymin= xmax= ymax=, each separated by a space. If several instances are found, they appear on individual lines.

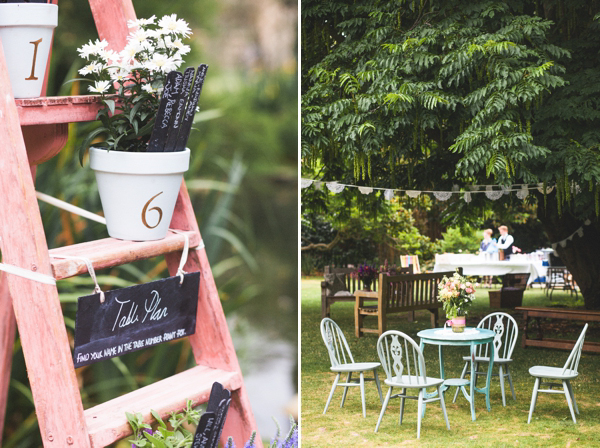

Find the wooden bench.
xmin=321 ymin=265 xmax=411 ymax=319
xmin=516 ymin=306 xmax=600 ymax=353
xmin=354 ymin=270 xmax=458 ymax=337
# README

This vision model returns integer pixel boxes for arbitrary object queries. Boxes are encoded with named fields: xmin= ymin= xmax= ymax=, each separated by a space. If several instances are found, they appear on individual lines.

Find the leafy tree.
xmin=302 ymin=0 xmax=600 ymax=308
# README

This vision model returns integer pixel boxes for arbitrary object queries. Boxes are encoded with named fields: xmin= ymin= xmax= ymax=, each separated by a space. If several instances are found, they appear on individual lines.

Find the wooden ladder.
xmin=0 ymin=0 xmax=260 ymax=446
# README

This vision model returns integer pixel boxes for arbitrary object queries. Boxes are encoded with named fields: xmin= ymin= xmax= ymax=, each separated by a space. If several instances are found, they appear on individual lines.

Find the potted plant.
xmin=438 ymin=270 xmax=476 ymax=333
xmin=0 ymin=1 xmax=58 ymax=98
xmin=354 ymin=264 xmax=378 ymax=291
xmin=76 ymin=14 xmax=203 ymax=241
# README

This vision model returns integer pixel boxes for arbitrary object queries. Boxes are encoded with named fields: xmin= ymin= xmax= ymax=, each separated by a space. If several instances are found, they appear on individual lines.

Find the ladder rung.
xmin=16 ymin=95 xmax=104 ymax=126
xmin=50 ymin=230 xmax=200 ymax=280
xmin=84 ymin=365 xmax=242 ymax=447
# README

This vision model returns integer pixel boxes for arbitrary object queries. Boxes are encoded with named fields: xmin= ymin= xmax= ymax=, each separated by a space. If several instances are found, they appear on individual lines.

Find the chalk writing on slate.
xmin=174 ymin=64 xmax=208 ymax=152
xmin=147 ymin=70 xmax=183 ymax=152
xmin=192 ymin=382 xmax=232 ymax=448
xmin=73 ymin=272 xmax=200 ymax=368
xmin=164 ymin=67 xmax=196 ymax=151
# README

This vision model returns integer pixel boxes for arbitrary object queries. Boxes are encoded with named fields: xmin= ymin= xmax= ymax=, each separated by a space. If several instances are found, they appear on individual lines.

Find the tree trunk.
xmin=537 ymin=193 xmax=600 ymax=309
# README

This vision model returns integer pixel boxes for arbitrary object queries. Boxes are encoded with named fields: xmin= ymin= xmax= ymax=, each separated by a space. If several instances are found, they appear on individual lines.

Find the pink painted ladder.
xmin=0 ymin=1 xmax=260 ymax=446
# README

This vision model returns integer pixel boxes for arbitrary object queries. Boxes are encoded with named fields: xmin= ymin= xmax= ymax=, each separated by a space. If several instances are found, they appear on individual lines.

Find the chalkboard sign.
xmin=73 ymin=272 xmax=200 ymax=368
xmin=192 ymin=382 xmax=232 ymax=448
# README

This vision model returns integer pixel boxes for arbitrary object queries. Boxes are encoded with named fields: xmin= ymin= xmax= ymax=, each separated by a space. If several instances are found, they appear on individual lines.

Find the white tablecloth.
xmin=433 ymin=254 xmax=545 ymax=285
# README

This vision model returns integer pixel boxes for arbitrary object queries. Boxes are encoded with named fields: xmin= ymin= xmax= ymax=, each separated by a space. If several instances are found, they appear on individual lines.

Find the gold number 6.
xmin=141 ymin=192 xmax=164 ymax=229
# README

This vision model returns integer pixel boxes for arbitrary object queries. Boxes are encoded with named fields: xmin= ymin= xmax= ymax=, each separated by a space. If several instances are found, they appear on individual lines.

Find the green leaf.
xmin=103 ymin=99 xmax=116 ymax=116
xmin=152 ymin=409 xmax=167 ymax=429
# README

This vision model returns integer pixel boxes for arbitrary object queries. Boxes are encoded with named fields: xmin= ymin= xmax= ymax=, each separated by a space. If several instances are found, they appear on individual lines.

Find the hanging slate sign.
xmin=73 ymin=272 xmax=200 ymax=368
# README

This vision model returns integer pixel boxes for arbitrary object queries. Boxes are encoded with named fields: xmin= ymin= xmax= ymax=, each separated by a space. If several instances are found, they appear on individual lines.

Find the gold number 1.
xmin=25 ymin=38 xmax=43 ymax=81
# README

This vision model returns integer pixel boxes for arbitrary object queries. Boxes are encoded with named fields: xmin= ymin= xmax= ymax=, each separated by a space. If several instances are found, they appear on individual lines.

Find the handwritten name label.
xmin=73 ymin=272 xmax=200 ymax=368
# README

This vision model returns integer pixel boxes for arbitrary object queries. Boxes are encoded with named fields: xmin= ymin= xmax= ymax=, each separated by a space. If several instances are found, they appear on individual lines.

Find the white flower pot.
xmin=0 ymin=3 xmax=58 ymax=98
xmin=89 ymin=148 xmax=191 ymax=241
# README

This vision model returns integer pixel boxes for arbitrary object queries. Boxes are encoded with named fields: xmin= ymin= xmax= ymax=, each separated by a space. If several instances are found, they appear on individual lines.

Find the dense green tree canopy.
xmin=302 ymin=0 xmax=600 ymax=308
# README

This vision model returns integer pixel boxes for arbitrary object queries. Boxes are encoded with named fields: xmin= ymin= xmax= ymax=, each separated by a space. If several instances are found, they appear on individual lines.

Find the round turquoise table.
xmin=417 ymin=327 xmax=495 ymax=421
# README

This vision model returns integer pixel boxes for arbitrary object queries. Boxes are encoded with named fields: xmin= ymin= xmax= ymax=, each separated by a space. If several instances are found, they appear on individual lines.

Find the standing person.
xmin=480 ymin=229 xmax=498 ymax=254
xmin=480 ymin=229 xmax=497 ymax=287
xmin=497 ymin=225 xmax=521 ymax=260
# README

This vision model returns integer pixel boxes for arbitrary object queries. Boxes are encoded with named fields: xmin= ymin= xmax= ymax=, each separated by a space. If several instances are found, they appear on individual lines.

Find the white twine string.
xmin=0 ymin=262 xmax=56 ymax=285
xmin=169 ymin=229 xmax=189 ymax=285
xmin=49 ymin=254 xmax=105 ymax=303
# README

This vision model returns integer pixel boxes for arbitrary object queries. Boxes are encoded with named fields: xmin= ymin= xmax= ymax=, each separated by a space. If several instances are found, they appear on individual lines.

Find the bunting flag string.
xmin=550 ymin=220 xmax=591 ymax=256
xmin=301 ymin=178 xmax=560 ymax=202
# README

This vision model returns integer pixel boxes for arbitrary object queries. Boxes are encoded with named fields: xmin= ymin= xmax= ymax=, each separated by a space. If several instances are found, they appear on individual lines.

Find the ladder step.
xmin=50 ymin=230 xmax=200 ymax=280
xmin=84 ymin=365 xmax=242 ymax=447
xmin=16 ymin=95 xmax=104 ymax=126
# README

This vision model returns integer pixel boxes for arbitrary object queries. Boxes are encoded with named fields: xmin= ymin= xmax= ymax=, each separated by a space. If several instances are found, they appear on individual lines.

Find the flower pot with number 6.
xmin=0 ymin=3 xmax=58 ymax=98
xmin=89 ymin=148 xmax=190 ymax=241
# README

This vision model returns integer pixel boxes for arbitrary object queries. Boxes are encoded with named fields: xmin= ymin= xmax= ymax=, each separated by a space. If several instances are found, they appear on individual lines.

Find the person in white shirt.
xmin=497 ymin=225 xmax=521 ymax=260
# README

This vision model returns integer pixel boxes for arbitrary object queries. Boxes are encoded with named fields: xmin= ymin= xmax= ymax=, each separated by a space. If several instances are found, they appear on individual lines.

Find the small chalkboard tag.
xmin=73 ymin=272 xmax=200 ymax=368
xmin=192 ymin=382 xmax=232 ymax=448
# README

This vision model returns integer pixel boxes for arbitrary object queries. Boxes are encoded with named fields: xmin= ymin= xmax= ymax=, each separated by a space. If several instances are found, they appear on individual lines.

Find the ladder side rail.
xmin=0 ymin=43 xmax=91 ymax=447
xmin=88 ymin=0 xmax=136 ymax=52
xmin=0 ymin=272 xmax=17 ymax=446
xmin=165 ymin=185 xmax=263 ymax=447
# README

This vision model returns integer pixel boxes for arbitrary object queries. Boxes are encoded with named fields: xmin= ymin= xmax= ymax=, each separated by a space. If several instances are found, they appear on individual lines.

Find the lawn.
xmin=301 ymin=277 xmax=600 ymax=447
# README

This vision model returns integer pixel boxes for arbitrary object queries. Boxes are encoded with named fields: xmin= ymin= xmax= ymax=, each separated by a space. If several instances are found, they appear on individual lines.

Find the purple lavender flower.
xmin=225 ymin=436 xmax=236 ymax=448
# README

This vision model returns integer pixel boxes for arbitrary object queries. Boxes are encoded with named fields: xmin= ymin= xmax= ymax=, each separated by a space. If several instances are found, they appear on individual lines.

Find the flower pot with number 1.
xmin=89 ymin=148 xmax=191 ymax=241
xmin=0 ymin=3 xmax=58 ymax=98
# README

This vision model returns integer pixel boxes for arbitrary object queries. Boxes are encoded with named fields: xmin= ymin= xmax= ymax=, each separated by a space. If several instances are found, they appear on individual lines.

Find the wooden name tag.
xmin=73 ymin=272 xmax=200 ymax=368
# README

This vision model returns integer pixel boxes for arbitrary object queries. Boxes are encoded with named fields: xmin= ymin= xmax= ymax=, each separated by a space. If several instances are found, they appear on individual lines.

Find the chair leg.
xmin=375 ymin=387 xmax=393 ymax=433
xmin=416 ymin=389 xmax=424 ymax=439
xmin=373 ymin=370 xmax=383 ymax=404
xmin=527 ymin=377 xmax=540 ymax=424
xmin=506 ymin=365 xmax=516 ymax=401
xmin=359 ymin=372 xmax=366 ymax=418
xmin=438 ymin=385 xmax=450 ymax=430
xmin=324 ymin=373 xmax=340 ymax=414
xmin=399 ymin=388 xmax=406 ymax=425
xmin=499 ymin=365 xmax=506 ymax=407
xmin=454 ymin=361 xmax=468 ymax=403
xmin=563 ymin=380 xmax=577 ymax=423
xmin=566 ymin=380 xmax=579 ymax=414
xmin=341 ymin=372 xmax=352 ymax=407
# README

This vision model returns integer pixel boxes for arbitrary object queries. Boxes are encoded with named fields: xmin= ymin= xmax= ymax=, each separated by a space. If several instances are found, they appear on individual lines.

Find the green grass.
xmin=301 ymin=277 xmax=600 ymax=447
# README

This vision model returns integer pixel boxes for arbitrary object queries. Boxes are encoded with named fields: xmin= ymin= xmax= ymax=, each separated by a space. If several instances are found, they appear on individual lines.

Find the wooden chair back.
xmin=475 ymin=312 xmax=518 ymax=360
xmin=379 ymin=271 xmax=457 ymax=313
xmin=320 ymin=318 xmax=355 ymax=368
xmin=502 ymin=273 xmax=529 ymax=290
xmin=563 ymin=323 xmax=588 ymax=375
xmin=377 ymin=330 xmax=426 ymax=385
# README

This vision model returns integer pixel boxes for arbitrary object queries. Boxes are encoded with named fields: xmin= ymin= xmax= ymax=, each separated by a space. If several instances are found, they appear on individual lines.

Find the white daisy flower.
xmin=141 ymin=84 xmax=157 ymax=94
xmin=146 ymin=53 xmax=180 ymax=73
xmin=108 ymin=66 xmax=129 ymax=82
xmin=158 ymin=14 xmax=191 ymax=37
xmin=120 ymin=42 xmax=142 ymax=63
xmin=127 ymin=15 xmax=157 ymax=29
xmin=77 ymin=39 xmax=109 ymax=59
xmin=88 ymin=80 xmax=111 ymax=94
xmin=99 ymin=49 xmax=120 ymax=65
xmin=79 ymin=62 xmax=104 ymax=76
xmin=170 ymin=38 xmax=191 ymax=55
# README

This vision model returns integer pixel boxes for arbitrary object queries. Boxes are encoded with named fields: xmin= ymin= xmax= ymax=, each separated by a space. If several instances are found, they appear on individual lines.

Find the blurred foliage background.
xmin=2 ymin=0 xmax=297 ymax=446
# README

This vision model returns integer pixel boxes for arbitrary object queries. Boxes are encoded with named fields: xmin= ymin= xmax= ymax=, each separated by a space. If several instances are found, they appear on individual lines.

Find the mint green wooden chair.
xmin=320 ymin=318 xmax=383 ymax=417
xmin=375 ymin=330 xmax=450 ymax=439
xmin=527 ymin=323 xmax=588 ymax=424
xmin=453 ymin=312 xmax=518 ymax=406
